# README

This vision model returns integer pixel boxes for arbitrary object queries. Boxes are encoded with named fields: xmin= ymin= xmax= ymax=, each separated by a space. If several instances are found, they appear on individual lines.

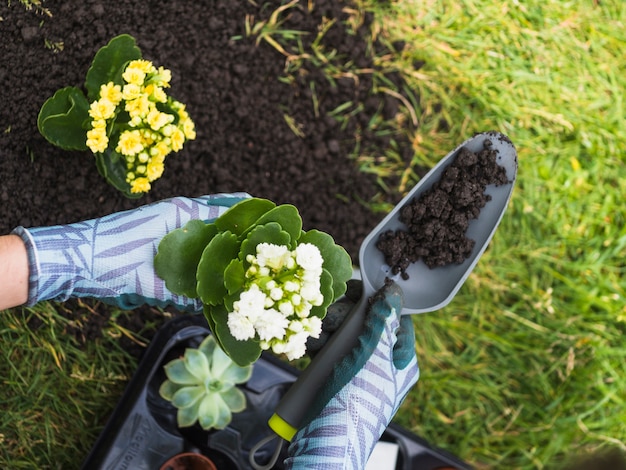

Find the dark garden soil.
xmin=376 ymin=140 xmax=510 ymax=278
xmin=1 ymin=0 xmax=417 ymax=354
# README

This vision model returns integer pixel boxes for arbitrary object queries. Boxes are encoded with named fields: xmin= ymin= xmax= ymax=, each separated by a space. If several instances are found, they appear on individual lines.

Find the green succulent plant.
xmin=159 ymin=335 xmax=253 ymax=430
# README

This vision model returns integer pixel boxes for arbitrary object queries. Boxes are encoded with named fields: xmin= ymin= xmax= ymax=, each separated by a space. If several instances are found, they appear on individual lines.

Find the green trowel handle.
xmin=268 ymin=294 xmax=370 ymax=441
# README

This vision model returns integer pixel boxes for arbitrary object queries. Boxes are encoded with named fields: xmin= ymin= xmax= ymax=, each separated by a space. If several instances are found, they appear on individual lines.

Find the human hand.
xmin=12 ymin=193 xmax=249 ymax=311
xmin=284 ymin=280 xmax=419 ymax=469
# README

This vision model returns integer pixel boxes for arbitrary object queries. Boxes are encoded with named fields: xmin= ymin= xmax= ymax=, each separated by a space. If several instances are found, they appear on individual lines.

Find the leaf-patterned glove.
xmin=284 ymin=281 xmax=419 ymax=469
xmin=11 ymin=193 xmax=249 ymax=311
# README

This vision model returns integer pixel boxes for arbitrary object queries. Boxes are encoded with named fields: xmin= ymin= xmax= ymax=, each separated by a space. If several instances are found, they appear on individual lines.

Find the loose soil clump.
xmin=376 ymin=140 xmax=510 ymax=278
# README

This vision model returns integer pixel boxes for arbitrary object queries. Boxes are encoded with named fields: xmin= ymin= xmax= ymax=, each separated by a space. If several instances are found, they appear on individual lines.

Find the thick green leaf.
xmin=204 ymin=336 xmax=232 ymax=378
xmin=197 ymin=335 xmax=218 ymax=364
xmin=85 ymin=34 xmax=142 ymax=101
xmin=154 ymin=220 xmax=217 ymax=297
xmin=241 ymin=204 xmax=302 ymax=247
xmin=206 ymin=338 xmax=252 ymax=384
xmin=309 ymin=268 xmax=335 ymax=318
xmin=240 ymin=222 xmax=291 ymax=262
xmin=220 ymin=387 xmax=247 ymax=412
xmin=211 ymin=304 xmax=262 ymax=366
xmin=184 ymin=348 xmax=210 ymax=382
xmin=196 ymin=231 xmax=241 ymax=305
xmin=158 ymin=379 xmax=184 ymax=401
xmin=223 ymin=292 xmax=240 ymax=314
xmin=215 ymin=198 xmax=275 ymax=236
xmin=198 ymin=393 xmax=231 ymax=430
xmin=215 ymin=322 xmax=262 ymax=367
xmin=163 ymin=357 xmax=201 ymax=385
xmin=172 ymin=385 xmax=204 ymax=409
xmin=177 ymin=400 xmax=201 ymax=428
xmin=299 ymin=230 xmax=352 ymax=301
xmin=202 ymin=305 xmax=219 ymax=339
xmin=220 ymin=361 xmax=253 ymax=386
xmin=37 ymin=87 xmax=90 ymax=151
xmin=94 ymin=149 xmax=144 ymax=199
xmin=224 ymin=259 xmax=245 ymax=295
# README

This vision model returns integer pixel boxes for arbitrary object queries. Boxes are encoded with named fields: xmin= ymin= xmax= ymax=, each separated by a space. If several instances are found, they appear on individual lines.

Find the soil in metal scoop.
xmin=376 ymin=139 xmax=510 ymax=279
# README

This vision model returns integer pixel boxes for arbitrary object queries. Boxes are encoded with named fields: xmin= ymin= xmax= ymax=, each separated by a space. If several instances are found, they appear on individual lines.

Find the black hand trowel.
xmin=267 ymin=131 xmax=518 ymax=442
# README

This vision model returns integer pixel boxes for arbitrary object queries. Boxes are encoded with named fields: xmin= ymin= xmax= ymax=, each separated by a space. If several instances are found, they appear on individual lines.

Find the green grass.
xmin=0 ymin=303 xmax=159 ymax=468
xmin=2 ymin=0 xmax=626 ymax=468
xmin=10 ymin=0 xmax=51 ymax=16
xmin=358 ymin=0 xmax=626 ymax=468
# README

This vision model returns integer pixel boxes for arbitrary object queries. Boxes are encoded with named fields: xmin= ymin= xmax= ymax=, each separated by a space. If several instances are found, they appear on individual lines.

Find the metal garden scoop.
xmin=268 ymin=131 xmax=518 ymax=441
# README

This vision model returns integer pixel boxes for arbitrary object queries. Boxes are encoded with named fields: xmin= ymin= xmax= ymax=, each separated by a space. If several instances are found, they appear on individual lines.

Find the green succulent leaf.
xmin=177 ymin=399 xmax=202 ymax=428
xmin=197 ymin=231 xmax=241 ymax=305
xmin=215 ymin=198 xmax=275 ymax=236
xmin=220 ymin=360 xmax=253 ymax=386
xmin=159 ymin=379 xmax=184 ymax=401
xmin=197 ymin=334 xmax=218 ymax=363
xmin=241 ymin=204 xmax=302 ymax=246
xmin=196 ymin=334 xmax=246 ymax=380
xmin=240 ymin=222 xmax=291 ymax=262
xmin=37 ymin=87 xmax=90 ymax=151
xmin=220 ymin=387 xmax=247 ymax=413
xmin=300 ymin=229 xmax=352 ymax=301
xmin=172 ymin=385 xmax=204 ymax=409
xmin=198 ymin=393 xmax=232 ymax=430
xmin=163 ymin=357 xmax=201 ymax=385
xmin=206 ymin=335 xmax=235 ymax=378
xmin=155 ymin=220 xmax=217 ymax=297
xmin=85 ymin=34 xmax=142 ymax=101
xmin=184 ymin=348 xmax=211 ymax=382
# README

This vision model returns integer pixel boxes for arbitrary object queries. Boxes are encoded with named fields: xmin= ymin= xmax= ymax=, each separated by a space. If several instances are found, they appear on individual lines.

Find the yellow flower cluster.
xmin=86 ymin=59 xmax=196 ymax=194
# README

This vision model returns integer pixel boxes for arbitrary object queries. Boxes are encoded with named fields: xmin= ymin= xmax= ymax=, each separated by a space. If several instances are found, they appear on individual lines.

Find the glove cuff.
xmin=11 ymin=226 xmax=43 ymax=306
xmin=11 ymin=223 xmax=95 ymax=305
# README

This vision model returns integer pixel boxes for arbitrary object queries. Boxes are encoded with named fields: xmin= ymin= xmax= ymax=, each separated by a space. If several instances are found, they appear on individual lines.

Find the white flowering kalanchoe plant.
xmin=154 ymin=198 xmax=353 ymax=366
xmin=37 ymin=34 xmax=195 ymax=198
xmin=159 ymin=335 xmax=253 ymax=430
xmin=228 ymin=242 xmax=325 ymax=360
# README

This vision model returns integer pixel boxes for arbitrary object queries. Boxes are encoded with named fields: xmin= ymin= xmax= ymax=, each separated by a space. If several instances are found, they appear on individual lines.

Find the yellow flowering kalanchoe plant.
xmin=38 ymin=34 xmax=195 ymax=198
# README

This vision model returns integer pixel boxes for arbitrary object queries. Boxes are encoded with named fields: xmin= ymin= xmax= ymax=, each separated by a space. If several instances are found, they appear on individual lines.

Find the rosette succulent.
xmin=154 ymin=197 xmax=353 ymax=366
xmin=159 ymin=335 xmax=253 ymax=430
xmin=37 ymin=34 xmax=195 ymax=198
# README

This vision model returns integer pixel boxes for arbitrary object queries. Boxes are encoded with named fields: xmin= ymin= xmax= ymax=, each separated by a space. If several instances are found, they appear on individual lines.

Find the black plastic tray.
xmin=82 ymin=314 xmax=472 ymax=469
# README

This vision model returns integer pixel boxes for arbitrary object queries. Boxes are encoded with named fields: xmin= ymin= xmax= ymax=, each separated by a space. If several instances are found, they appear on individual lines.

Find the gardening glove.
xmin=284 ymin=280 xmax=419 ymax=470
xmin=11 ymin=193 xmax=249 ymax=311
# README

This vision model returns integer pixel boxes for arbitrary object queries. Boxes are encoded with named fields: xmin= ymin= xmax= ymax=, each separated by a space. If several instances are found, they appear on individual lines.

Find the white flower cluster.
xmin=227 ymin=242 xmax=325 ymax=360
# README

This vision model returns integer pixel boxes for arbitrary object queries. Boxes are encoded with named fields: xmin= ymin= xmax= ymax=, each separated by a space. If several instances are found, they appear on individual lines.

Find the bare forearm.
xmin=0 ymin=234 xmax=29 ymax=310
